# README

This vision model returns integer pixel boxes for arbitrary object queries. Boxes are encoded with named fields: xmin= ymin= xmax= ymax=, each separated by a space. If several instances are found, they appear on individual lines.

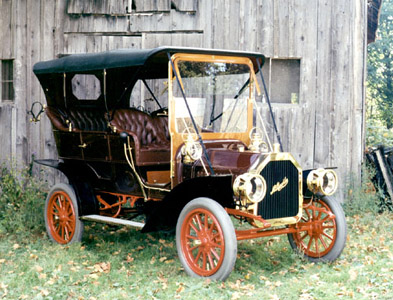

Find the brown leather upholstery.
xmin=46 ymin=106 xmax=170 ymax=166
xmin=110 ymin=109 xmax=168 ymax=146
xmin=110 ymin=109 xmax=170 ymax=166
xmin=46 ymin=106 xmax=108 ymax=132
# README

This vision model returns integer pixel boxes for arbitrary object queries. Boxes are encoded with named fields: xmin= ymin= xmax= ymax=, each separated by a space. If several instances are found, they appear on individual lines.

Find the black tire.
xmin=45 ymin=183 xmax=84 ymax=244
xmin=176 ymin=197 xmax=237 ymax=281
xmin=288 ymin=196 xmax=347 ymax=262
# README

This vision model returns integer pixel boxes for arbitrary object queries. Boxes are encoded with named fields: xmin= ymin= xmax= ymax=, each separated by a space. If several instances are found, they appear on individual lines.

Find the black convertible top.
xmin=33 ymin=47 xmax=265 ymax=109
xmin=33 ymin=46 xmax=265 ymax=75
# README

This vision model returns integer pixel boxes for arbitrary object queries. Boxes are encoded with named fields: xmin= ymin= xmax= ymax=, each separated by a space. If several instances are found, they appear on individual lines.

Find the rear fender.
xmin=35 ymin=159 xmax=99 ymax=215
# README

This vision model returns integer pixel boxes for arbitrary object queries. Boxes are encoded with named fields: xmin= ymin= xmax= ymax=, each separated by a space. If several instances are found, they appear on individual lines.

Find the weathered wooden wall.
xmin=0 ymin=0 xmax=367 ymax=196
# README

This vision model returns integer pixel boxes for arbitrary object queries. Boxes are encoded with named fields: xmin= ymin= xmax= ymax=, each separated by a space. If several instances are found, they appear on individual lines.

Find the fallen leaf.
xmin=35 ymin=265 xmax=43 ymax=273
xmin=93 ymin=262 xmax=111 ymax=273
xmin=29 ymin=254 xmax=38 ymax=260
xmin=176 ymin=285 xmax=185 ymax=293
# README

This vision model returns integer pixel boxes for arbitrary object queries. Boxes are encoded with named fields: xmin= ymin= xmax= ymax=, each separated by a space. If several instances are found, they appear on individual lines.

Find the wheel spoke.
xmin=195 ymin=214 xmax=203 ymax=231
xmin=314 ymin=236 xmax=320 ymax=254
xmin=207 ymin=252 xmax=214 ymax=269
xmin=322 ymin=231 xmax=334 ymax=241
xmin=300 ymin=232 xmax=308 ymax=241
xmin=64 ymin=226 xmax=70 ymax=241
xmin=319 ymin=214 xmax=329 ymax=222
xmin=210 ymin=248 xmax=221 ymax=261
xmin=58 ymin=196 xmax=64 ymax=209
xmin=322 ymin=224 xmax=335 ymax=229
xmin=53 ymin=201 xmax=61 ymax=213
xmin=65 ymin=221 xmax=74 ymax=234
xmin=305 ymin=209 xmax=311 ymax=219
xmin=204 ymin=213 xmax=208 ymax=230
xmin=208 ymin=221 xmax=216 ymax=235
xmin=307 ymin=236 xmax=313 ymax=251
xmin=319 ymin=236 xmax=328 ymax=250
xmin=55 ymin=223 xmax=62 ymax=235
xmin=189 ymin=222 xmax=199 ymax=234
xmin=193 ymin=248 xmax=202 ymax=264
xmin=51 ymin=210 xmax=60 ymax=216
xmin=186 ymin=234 xmax=198 ymax=240
xmin=202 ymin=252 xmax=207 ymax=270
xmin=60 ymin=224 xmax=65 ymax=239
xmin=209 ymin=241 xmax=222 ymax=249
xmin=188 ymin=245 xmax=199 ymax=252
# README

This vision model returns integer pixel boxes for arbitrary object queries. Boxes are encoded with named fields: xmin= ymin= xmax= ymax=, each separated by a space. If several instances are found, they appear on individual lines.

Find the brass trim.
xmin=253 ymin=152 xmax=303 ymax=225
xmin=306 ymin=168 xmax=338 ymax=196
xmin=270 ymin=177 xmax=289 ymax=196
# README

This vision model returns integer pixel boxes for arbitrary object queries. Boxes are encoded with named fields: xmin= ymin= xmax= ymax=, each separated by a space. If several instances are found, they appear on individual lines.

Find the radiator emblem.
xmin=270 ymin=177 xmax=289 ymax=195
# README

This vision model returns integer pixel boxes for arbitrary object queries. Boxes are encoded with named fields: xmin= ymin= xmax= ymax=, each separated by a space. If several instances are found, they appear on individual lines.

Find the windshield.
xmin=173 ymin=60 xmax=252 ymax=133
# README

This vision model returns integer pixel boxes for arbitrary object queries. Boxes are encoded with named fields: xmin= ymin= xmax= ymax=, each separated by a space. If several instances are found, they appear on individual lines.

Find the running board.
xmin=80 ymin=214 xmax=145 ymax=229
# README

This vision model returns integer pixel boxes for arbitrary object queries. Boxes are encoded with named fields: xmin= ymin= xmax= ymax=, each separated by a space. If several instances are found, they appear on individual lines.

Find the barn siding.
xmin=0 ymin=0 xmax=367 ymax=197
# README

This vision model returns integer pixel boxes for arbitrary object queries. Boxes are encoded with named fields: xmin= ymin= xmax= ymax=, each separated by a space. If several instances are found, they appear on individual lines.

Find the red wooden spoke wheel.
xmin=45 ymin=184 xmax=84 ymax=245
xmin=288 ymin=196 xmax=347 ymax=262
xmin=180 ymin=208 xmax=225 ymax=276
xmin=47 ymin=191 xmax=77 ymax=244
xmin=176 ymin=198 xmax=237 ymax=281
xmin=293 ymin=200 xmax=336 ymax=257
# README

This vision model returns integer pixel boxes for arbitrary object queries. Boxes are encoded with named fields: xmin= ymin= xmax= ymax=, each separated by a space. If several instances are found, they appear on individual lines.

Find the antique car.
xmin=33 ymin=46 xmax=347 ymax=280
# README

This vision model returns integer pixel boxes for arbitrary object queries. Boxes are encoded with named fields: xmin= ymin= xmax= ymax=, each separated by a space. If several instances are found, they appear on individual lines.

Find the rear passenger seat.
xmin=45 ymin=106 xmax=108 ymax=132
xmin=45 ymin=106 xmax=170 ymax=166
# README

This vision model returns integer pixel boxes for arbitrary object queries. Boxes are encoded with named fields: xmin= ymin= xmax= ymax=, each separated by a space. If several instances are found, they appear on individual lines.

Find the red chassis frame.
xmin=94 ymin=193 xmax=336 ymax=242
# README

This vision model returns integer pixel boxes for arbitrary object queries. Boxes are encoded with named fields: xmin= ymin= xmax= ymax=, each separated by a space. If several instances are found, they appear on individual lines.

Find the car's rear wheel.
xmin=176 ymin=198 xmax=237 ymax=281
xmin=45 ymin=183 xmax=84 ymax=244
xmin=288 ymin=196 xmax=346 ymax=262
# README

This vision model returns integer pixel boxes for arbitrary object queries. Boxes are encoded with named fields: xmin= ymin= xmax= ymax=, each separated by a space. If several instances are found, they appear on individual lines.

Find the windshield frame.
xmin=169 ymin=53 xmax=259 ymax=142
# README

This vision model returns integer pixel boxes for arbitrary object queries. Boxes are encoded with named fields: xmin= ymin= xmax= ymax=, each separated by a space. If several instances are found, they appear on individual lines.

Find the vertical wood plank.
xmin=257 ymin=0 xmax=273 ymax=55
xmin=273 ymin=0 xmax=289 ymax=57
xmin=314 ymin=0 xmax=333 ymax=167
xmin=0 ymin=0 xmax=13 ymax=58
xmin=12 ymin=0 xmax=28 ymax=165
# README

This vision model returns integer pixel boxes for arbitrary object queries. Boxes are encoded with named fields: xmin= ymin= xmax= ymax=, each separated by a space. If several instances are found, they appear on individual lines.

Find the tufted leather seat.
xmin=46 ymin=106 xmax=108 ymax=132
xmin=110 ymin=108 xmax=170 ymax=166
xmin=46 ymin=106 xmax=170 ymax=166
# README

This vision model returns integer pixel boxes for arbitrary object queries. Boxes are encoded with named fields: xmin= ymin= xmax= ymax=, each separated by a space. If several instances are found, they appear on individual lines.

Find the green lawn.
xmin=1 ymin=211 xmax=392 ymax=300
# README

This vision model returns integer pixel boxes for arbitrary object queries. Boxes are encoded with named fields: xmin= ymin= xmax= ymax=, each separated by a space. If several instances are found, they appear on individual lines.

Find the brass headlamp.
xmin=306 ymin=168 xmax=338 ymax=196
xmin=233 ymin=173 xmax=267 ymax=203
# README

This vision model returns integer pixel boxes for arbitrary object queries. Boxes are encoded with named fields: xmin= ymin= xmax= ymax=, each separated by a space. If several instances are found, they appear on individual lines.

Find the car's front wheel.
xmin=45 ymin=183 xmax=84 ymax=245
xmin=176 ymin=197 xmax=237 ymax=281
xmin=288 ymin=196 xmax=347 ymax=262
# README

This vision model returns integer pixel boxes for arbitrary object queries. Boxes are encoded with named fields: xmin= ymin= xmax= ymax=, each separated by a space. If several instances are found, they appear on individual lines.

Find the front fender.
xmin=142 ymin=175 xmax=235 ymax=232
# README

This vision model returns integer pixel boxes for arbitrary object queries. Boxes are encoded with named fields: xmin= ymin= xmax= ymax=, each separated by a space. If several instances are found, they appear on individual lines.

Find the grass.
xmin=1 ymin=211 xmax=393 ymax=300
xmin=1 ymin=163 xmax=393 ymax=299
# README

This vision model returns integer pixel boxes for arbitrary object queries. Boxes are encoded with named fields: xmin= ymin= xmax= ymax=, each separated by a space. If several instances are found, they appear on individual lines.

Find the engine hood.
xmin=205 ymin=148 xmax=264 ymax=176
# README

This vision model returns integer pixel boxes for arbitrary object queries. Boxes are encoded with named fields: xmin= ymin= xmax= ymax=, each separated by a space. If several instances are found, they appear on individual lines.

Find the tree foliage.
xmin=367 ymin=0 xmax=393 ymax=129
